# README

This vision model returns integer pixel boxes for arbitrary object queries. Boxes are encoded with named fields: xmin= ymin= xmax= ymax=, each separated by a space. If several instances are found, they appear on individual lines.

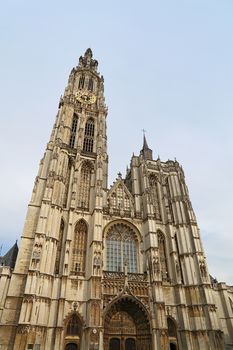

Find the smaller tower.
xmin=140 ymin=133 xmax=153 ymax=160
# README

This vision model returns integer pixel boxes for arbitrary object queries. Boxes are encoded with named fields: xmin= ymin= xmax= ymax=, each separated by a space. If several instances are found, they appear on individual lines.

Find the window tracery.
xmin=83 ymin=118 xmax=95 ymax=153
xmin=69 ymin=114 xmax=78 ymax=148
xmin=148 ymin=175 xmax=161 ymax=220
xmin=106 ymin=223 xmax=138 ymax=273
xmin=109 ymin=184 xmax=131 ymax=211
xmin=71 ymin=220 xmax=87 ymax=275
xmin=77 ymin=161 xmax=92 ymax=209
xmin=158 ymin=231 xmax=169 ymax=281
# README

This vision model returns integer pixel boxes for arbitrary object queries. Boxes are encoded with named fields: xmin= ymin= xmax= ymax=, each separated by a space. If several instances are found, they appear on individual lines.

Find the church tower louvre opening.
xmin=0 ymin=48 xmax=233 ymax=350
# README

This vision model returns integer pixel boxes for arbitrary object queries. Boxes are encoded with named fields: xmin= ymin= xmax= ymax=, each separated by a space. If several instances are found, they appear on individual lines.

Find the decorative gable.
xmin=107 ymin=174 xmax=134 ymax=216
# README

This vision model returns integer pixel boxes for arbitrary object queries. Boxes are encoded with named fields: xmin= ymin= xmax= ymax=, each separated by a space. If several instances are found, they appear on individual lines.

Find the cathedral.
xmin=0 ymin=48 xmax=233 ymax=350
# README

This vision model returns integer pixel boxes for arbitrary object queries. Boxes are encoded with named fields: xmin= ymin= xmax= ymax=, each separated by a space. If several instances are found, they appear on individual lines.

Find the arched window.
xmin=78 ymin=75 xmax=85 ymax=89
xmin=109 ymin=338 xmax=120 ymax=350
xmin=69 ymin=114 xmax=78 ymax=148
xmin=66 ymin=314 xmax=80 ymax=336
xmin=167 ymin=318 xmax=177 ymax=337
xmin=149 ymin=175 xmax=161 ymax=220
xmin=106 ymin=223 xmax=138 ymax=273
xmin=88 ymin=77 xmax=93 ymax=91
xmin=72 ymin=220 xmax=87 ymax=275
xmin=83 ymin=118 xmax=95 ymax=153
xmin=158 ymin=231 xmax=169 ymax=281
xmin=54 ymin=219 xmax=64 ymax=274
xmin=77 ymin=161 xmax=92 ymax=209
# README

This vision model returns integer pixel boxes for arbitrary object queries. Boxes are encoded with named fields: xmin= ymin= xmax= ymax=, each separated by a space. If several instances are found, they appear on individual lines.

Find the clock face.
xmin=76 ymin=90 xmax=96 ymax=104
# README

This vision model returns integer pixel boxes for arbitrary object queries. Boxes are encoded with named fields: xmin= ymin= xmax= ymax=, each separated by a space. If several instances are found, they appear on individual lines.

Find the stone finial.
xmin=85 ymin=48 xmax=93 ymax=58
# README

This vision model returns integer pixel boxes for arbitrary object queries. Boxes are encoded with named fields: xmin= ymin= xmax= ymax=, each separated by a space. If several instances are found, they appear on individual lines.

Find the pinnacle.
xmin=84 ymin=48 xmax=93 ymax=58
xmin=143 ymin=134 xmax=149 ymax=150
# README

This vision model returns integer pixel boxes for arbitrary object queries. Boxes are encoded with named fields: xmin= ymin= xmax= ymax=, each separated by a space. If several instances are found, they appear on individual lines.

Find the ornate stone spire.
xmin=78 ymin=48 xmax=98 ymax=72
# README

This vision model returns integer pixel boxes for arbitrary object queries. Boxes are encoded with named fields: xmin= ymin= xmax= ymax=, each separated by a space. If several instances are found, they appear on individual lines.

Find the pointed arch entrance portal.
xmin=104 ymin=297 xmax=151 ymax=350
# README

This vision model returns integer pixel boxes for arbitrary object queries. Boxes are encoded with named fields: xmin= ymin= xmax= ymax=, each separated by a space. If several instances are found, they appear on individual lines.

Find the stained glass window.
xmin=106 ymin=224 xmax=138 ymax=273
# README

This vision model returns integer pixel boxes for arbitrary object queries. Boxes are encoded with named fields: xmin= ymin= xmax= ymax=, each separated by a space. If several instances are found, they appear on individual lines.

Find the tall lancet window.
xmin=83 ymin=118 xmax=95 ymax=153
xmin=78 ymin=75 xmax=85 ymax=89
xmin=149 ymin=175 xmax=161 ymax=220
xmin=69 ymin=114 xmax=78 ymax=148
xmin=78 ymin=161 xmax=92 ymax=209
xmin=88 ymin=77 xmax=94 ymax=91
xmin=54 ymin=219 xmax=64 ymax=274
xmin=72 ymin=220 xmax=87 ymax=275
xmin=158 ymin=231 xmax=169 ymax=281
xmin=66 ymin=314 xmax=81 ymax=337
xmin=106 ymin=223 xmax=138 ymax=273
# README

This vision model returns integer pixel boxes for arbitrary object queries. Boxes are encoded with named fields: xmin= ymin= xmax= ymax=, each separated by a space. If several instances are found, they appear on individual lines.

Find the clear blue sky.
xmin=0 ymin=0 xmax=233 ymax=284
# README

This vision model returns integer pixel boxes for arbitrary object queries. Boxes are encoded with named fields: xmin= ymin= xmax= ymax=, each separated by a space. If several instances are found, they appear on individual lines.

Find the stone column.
xmin=152 ymin=329 xmax=158 ymax=350
xmin=99 ymin=329 xmax=104 ymax=350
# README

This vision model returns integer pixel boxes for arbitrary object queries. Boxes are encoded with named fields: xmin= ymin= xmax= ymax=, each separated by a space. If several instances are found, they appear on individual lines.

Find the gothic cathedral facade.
xmin=0 ymin=49 xmax=233 ymax=350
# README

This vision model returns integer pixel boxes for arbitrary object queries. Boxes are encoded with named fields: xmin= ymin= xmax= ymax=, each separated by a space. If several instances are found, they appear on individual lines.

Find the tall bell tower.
xmin=0 ymin=49 xmax=108 ymax=350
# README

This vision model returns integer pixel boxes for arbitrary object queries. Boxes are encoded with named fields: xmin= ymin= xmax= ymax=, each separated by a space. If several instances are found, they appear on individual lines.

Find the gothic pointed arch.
xmin=157 ymin=230 xmax=169 ymax=281
xmin=66 ymin=313 xmax=81 ymax=336
xmin=103 ymin=295 xmax=152 ymax=350
xmin=167 ymin=317 xmax=179 ymax=350
xmin=64 ymin=311 xmax=84 ymax=350
xmin=71 ymin=219 xmax=88 ymax=275
xmin=103 ymin=219 xmax=142 ymax=242
xmin=77 ymin=160 xmax=93 ymax=209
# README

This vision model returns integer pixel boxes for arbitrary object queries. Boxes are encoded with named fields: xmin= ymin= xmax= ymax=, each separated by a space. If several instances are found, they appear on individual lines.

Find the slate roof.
xmin=0 ymin=242 xmax=18 ymax=269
